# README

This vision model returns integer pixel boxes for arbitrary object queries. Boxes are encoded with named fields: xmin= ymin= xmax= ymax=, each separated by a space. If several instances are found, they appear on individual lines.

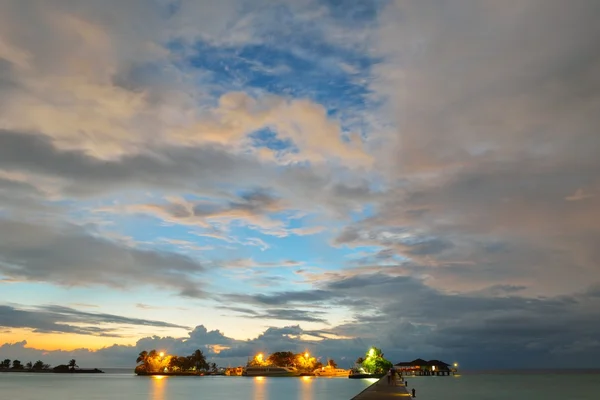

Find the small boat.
xmin=313 ymin=366 xmax=350 ymax=377
xmin=244 ymin=366 xmax=300 ymax=377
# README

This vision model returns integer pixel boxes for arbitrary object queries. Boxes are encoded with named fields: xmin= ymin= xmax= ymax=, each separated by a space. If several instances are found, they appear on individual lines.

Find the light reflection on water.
xmin=300 ymin=376 xmax=313 ymax=400
xmin=151 ymin=375 xmax=166 ymax=400
xmin=254 ymin=376 xmax=266 ymax=400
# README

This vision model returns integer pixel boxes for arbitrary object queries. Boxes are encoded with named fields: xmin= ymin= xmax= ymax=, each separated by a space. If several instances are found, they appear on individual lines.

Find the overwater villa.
xmin=394 ymin=358 xmax=458 ymax=376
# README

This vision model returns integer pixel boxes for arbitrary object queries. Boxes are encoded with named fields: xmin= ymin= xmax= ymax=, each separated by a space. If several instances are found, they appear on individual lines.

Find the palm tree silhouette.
xmin=68 ymin=359 xmax=78 ymax=371
xmin=192 ymin=349 xmax=207 ymax=371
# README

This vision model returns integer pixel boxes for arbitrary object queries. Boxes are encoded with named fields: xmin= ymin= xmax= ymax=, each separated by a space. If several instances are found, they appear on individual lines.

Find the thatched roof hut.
xmin=394 ymin=358 xmax=452 ymax=371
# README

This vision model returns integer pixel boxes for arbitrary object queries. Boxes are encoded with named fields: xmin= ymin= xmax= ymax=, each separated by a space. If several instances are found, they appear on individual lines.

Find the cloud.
xmin=229 ymin=290 xmax=336 ymax=306
xmin=0 ymin=218 xmax=207 ymax=297
xmin=565 ymin=188 xmax=595 ymax=202
xmin=174 ymin=92 xmax=372 ymax=166
xmin=222 ymin=259 xmax=303 ymax=270
xmin=223 ymin=307 xmax=329 ymax=324
xmin=325 ymin=0 xmax=600 ymax=297
xmin=0 ymin=305 xmax=189 ymax=337
xmin=114 ymin=189 xmax=287 ymax=233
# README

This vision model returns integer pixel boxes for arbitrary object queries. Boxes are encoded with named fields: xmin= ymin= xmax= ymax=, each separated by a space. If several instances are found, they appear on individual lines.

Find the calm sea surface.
xmin=1 ymin=370 xmax=599 ymax=400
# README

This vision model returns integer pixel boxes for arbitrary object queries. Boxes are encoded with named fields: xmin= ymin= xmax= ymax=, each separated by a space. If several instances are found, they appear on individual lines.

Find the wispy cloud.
xmin=0 ymin=304 xmax=190 ymax=337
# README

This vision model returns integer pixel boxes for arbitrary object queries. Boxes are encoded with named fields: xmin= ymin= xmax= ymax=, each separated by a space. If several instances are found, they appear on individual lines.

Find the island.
xmin=135 ymin=349 xmax=219 ymax=376
xmin=0 ymin=359 xmax=104 ymax=373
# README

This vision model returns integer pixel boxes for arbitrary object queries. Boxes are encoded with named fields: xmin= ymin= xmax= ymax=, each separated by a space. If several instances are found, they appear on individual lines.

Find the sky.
xmin=0 ymin=0 xmax=599 ymax=370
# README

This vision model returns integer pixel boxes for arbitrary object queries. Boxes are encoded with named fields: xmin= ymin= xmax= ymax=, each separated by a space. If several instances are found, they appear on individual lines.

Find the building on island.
xmin=394 ymin=359 xmax=457 ymax=376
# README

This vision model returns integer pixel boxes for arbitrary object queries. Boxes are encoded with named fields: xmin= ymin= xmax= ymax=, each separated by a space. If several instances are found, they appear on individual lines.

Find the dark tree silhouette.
xmin=191 ymin=349 xmax=207 ymax=371
xmin=1 ymin=359 xmax=10 ymax=369
xmin=136 ymin=351 xmax=148 ymax=365
xmin=68 ymin=359 xmax=78 ymax=371
xmin=266 ymin=352 xmax=296 ymax=367
xmin=12 ymin=360 xmax=23 ymax=369
xmin=328 ymin=359 xmax=338 ymax=369
xmin=134 ymin=350 xmax=150 ymax=373
xmin=25 ymin=361 xmax=33 ymax=370
xmin=33 ymin=360 xmax=45 ymax=370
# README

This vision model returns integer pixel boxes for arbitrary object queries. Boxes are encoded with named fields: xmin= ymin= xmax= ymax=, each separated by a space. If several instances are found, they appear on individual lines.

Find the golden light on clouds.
xmin=3 ymin=329 xmax=136 ymax=351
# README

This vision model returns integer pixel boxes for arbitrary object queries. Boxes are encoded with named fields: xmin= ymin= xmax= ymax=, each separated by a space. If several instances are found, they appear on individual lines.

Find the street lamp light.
xmin=159 ymin=352 xmax=165 ymax=358
xmin=304 ymin=352 xmax=309 ymax=359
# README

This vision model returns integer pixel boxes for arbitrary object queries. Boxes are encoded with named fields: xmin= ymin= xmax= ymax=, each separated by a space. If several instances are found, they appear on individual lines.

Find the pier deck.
xmin=351 ymin=376 xmax=412 ymax=399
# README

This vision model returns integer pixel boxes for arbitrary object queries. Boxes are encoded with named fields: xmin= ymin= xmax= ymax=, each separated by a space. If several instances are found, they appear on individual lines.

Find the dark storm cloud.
xmin=0 ymin=218 xmax=207 ymax=297
xmin=0 ymin=305 xmax=189 ymax=337
xmin=319 ymin=272 xmax=600 ymax=367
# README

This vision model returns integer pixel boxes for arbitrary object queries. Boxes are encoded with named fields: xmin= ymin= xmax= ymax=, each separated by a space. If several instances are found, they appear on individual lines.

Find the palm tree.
xmin=68 ymin=359 xmax=78 ymax=371
xmin=191 ymin=349 xmax=207 ymax=371
xmin=1 ymin=359 xmax=10 ymax=369
xmin=135 ymin=350 xmax=150 ymax=373
xmin=26 ymin=361 xmax=33 ymax=370
xmin=33 ymin=360 xmax=45 ymax=370
xmin=12 ymin=360 xmax=23 ymax=369
xmin=136 ymin=351 xmax=148 ymax=365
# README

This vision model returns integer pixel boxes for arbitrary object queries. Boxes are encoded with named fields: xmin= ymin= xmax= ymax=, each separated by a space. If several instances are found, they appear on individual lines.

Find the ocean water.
xmin=404 ymin=370 xmax=600 ymax=400
xmin=1 ymin=370 xmax=599 ymax=400
xmin=0 ymin=371 xmax=373 ymax=400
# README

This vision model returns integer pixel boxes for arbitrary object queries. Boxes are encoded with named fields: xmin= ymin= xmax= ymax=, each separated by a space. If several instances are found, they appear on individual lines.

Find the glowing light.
xmin=159 ymin=352 xmax=165 ymax=358
xmin=302 ymin=376 xmax=312 ymax=382
xmin=368 ymin=348 xmax=375 ymax=357
xmin=454 ymin=363 xmax=458 ymax=367
xmin=152 ymin=375 xmax=166 ymax=380
xmin=256 ymin=353 xmax=263 ymax=362
xmin=255 ymin=376 xmax=265 ymax=382
xmin=304 ymin=352 xmax=309 ymax=359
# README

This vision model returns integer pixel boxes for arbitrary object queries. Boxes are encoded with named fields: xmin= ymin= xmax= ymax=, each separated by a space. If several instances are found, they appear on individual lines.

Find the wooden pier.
xmin=350 ymin=375 xmax=412 ymax=399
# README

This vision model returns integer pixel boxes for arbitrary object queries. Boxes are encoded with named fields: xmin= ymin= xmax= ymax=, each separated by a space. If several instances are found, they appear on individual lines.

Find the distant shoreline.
xmin=0 ymin=368 xmax=104 ymax=374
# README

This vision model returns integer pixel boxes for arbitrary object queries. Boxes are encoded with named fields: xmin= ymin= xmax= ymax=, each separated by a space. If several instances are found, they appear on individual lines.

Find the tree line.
xmin=0 ymin=358 xmax=78 ymax=371
xmin=246 ymin=351 xmax=338 ymax=372
xmin=135 ymin=349 xmax=218 ymax=374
